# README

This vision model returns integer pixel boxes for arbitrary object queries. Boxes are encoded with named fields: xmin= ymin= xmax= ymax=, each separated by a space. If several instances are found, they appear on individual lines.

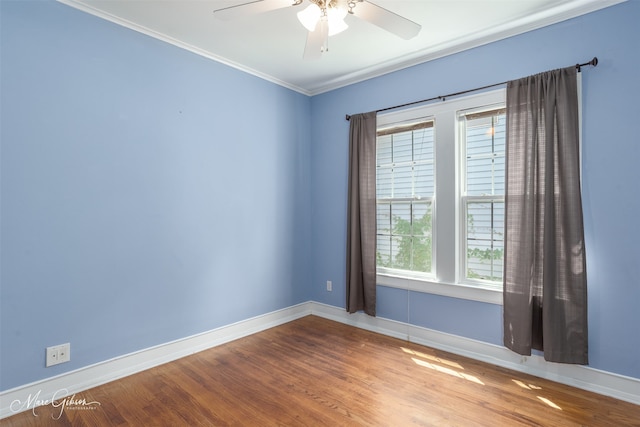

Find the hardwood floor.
xmin=4 ymin=315 xmax=639 ymax=426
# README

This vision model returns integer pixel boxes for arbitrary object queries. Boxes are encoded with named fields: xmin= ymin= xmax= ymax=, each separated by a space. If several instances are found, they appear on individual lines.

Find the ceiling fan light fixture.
xmin=297 ymin=4 xmax=321 ymax=32
xmin=298 ymin=1 xmax=348 ymax=36
xmin=327 ymin=6 xmax=348 ymax=36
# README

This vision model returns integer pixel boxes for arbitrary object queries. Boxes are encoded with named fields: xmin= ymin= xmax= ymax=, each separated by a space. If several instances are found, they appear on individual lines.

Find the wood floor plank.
xmin=4 ymin=315 xmax=639 ymax=426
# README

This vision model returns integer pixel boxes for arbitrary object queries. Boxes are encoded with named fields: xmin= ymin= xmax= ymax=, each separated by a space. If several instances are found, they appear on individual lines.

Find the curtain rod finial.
xmin=345 ymin=114 xmax=351 ymax=121
xmin=577 ymin=57 xmax=598 ymax=72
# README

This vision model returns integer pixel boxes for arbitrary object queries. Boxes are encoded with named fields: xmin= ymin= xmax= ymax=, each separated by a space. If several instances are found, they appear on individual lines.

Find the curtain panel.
xmin=503 ymin=66 xmax=588 ymax=364
xmin=346 ymin=112 xmax=377 ymax=316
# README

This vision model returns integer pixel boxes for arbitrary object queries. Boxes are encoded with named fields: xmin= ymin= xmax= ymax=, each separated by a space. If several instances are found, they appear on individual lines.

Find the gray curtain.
xmin=503 ymin=66 xmax=588 ymax=364
xmin=346 ymin=112 xmax=377 ymax=316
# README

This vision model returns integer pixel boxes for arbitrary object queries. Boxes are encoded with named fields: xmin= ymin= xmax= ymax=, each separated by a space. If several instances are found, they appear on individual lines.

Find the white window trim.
xmin=376 ymin=89 xmax=506 ymax=306
xmin=378 ymin=273 xmax=503 ymax=304
xmin=457 ymin=104 xmax=506 ymax=289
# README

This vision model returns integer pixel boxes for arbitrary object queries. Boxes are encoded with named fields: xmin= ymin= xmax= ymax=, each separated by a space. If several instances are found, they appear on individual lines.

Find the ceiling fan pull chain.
xmin=320 ymin=15 xmax=329 ymax=52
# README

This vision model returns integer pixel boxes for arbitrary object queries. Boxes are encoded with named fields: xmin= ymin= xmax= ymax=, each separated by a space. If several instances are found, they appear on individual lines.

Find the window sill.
xmin=377 ymin=273 xmax=503 ymax=305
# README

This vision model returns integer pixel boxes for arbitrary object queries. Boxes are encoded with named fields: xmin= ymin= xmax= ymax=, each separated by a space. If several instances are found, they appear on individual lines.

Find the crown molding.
xmin=57 ymin=0 xmax=313 ymax=95
xmin=57 ymin=0 xmax=625 ymax=96
xmin=305 ymin=0 xmax=627 ymax=95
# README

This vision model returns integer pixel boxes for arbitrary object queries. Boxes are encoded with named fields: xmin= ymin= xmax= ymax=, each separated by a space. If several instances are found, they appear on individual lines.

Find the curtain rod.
xmin=345 ymin=57 xmax=598 ymax=121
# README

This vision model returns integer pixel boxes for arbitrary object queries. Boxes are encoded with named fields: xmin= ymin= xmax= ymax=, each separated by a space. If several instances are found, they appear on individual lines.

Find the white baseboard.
xmin=308 ymin=302 xmax=640 ymax=406
xmin=0 ymin=302 xmax=311 ymax=419
xmin=2 ymin=301 xmax=638 ymax=420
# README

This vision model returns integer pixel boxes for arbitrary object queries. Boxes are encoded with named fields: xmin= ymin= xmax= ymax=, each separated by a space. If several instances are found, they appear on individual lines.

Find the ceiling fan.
xmin=213 ymin=0 xmax=421 ymax=60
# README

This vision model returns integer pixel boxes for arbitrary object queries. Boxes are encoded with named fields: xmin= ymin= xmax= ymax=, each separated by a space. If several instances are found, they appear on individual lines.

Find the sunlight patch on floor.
xmin=512 ymin=379 xmax=542 ymax=390
xmin=411 ymin=357 xmax=485 ymax=385
xmin=400 ymin=347 xmax=464 ymax=370
xmin=537 ymin=396 xmax=563 ymax=410
xmin=512 ymin=379 xmax=561 ymax=410
xmin=512 ymin=379 xmax=531 ymax=390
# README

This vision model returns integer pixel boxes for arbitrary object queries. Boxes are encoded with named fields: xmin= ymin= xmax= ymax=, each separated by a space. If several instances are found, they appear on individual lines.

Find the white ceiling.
xmin=58 ymin=0 xmax=623 ymax=95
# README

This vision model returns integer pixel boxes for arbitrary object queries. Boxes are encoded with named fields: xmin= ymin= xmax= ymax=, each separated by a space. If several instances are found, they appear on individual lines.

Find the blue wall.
xmin=1 ymin=0 xmax=638 ymax=393
xmin=309 ymin=1 xmax=639 ymax=379
xmin=0 ymin=0 xmax=311 ymax=390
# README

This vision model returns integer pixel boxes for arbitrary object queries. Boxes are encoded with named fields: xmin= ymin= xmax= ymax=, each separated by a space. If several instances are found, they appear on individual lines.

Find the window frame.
xmin=376 ymin=89 xmax=506 ymax=305
xmin=376 ymin=117 xmax=436 ymax=279
xmin=458 ymin=105 xmax=506 ymax=290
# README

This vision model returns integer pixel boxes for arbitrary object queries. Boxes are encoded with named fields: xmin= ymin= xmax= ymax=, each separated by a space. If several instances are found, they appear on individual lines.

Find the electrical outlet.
xmin=326 ymin=280 xmax=332 ymax=291
xmin=46 ymin=343 xmax=71 ymax=367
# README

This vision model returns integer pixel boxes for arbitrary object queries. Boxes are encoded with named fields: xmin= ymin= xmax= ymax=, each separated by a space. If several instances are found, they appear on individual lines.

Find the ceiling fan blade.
xmin=303 ymin=18 xmax=328 ymax=60
xmin=303 ymin=32 xmax=323 ymax=61
xmin=214 ymin=0 xmax=297 ymax=21
xmin=352 ymin=1 xmax=421 ymax=40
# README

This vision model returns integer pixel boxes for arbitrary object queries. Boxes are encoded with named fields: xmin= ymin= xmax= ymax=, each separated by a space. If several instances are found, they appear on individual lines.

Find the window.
xmin=460 ymin=107 xmax=505 ymax=287
xmin=376 ymin=120 xmax=434 ymax=278
xmin=376 ymin=90 xmax=505 ymax=303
